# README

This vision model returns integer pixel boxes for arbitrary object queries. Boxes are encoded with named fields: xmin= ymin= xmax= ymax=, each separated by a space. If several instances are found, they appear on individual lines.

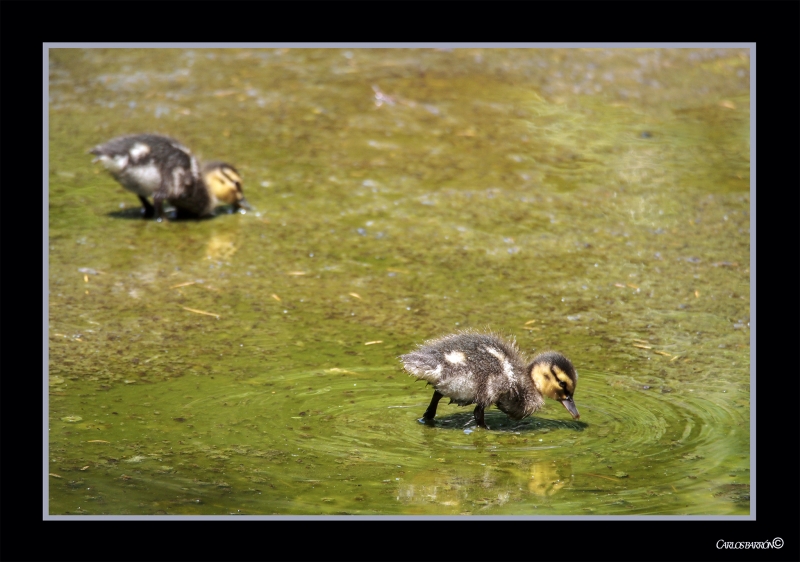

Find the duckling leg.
xmin=138 ymin=196 xmax=155 ymax=218
xmin=423 ymin=391 xmax=444 ymax=420
xmin=153 ymin=192 xmax=167 ymax=221
xmin=473 ymin=405 xmax=489 ymax=429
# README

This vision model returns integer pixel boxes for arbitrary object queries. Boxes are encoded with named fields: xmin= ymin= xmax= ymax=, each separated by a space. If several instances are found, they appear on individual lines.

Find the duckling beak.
xmin=235 ymin=198 xmax=253 ymax=211
xmin=560 ymin=396 xmax=580 ymax=419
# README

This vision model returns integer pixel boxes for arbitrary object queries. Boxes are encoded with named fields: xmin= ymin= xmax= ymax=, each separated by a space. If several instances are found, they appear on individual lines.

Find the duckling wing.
xmin=400 ymin=350 xmax=446 ymax=384
xmin=401 ymin=349 xmax=479 ymax=406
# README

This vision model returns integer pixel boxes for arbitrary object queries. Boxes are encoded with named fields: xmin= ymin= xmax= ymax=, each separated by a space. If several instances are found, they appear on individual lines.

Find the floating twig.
xmin=196 ymin=284 xmax=221 ymax=293
xmin=584 ymin=472 xmax=620 ymax=482
xmin=326 ymin=368 xmax=359 ymax=375
xmin=181 ymin=306 xmax=220 ymax=319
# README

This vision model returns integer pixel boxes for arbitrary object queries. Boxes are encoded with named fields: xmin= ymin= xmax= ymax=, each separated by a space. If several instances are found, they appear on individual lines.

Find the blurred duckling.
xmin=400 ymin=331 xmax=579 ymax=429
xmin=90 ymin=134 xmax=250 ymax=219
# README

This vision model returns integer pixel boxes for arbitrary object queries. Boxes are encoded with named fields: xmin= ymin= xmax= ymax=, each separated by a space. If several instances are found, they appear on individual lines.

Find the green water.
xmin=48 ymin=48 xmax=750 ymax=515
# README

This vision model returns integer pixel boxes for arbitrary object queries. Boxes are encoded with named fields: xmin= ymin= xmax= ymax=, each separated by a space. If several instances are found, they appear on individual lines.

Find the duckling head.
xmin=202 ymin=162 xmax=252 ymax=211
xmin=529 ymin=351 xmax=580 ymax=419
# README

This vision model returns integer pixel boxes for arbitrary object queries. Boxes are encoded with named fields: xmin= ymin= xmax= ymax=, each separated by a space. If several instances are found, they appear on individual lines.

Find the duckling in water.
xmin=400 ymin=331 xmax=579 ymax=429
xmin=90 ymin=134 xmax=250 ymax=219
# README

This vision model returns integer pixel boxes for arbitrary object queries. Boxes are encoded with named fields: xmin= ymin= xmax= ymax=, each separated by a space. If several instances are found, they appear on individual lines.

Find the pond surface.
xmin=48 ymin=47 xmax=750 ymax=516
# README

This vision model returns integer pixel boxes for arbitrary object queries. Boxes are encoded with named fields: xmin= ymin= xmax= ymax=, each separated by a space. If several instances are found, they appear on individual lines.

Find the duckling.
xmin=400 ymin=331 xmax=579 ymax=429
xmin=90 ymin=134 xmax=250 ymax=219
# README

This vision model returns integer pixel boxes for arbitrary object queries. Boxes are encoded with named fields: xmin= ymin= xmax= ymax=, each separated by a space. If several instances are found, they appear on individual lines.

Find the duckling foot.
xmin=473 ymin=405 xmax=490 ymax=430
xmin=153 ymin=194 xmax=168 ymax=222
xmin=138 ymin=196 xmax=155 ymax=218
xmin=422 ymin=391 xmax=444 ymax=421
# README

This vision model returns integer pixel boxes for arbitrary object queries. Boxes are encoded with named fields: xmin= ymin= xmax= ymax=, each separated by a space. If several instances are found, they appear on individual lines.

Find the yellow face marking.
xmin=531 ymin=364 xmax=575 ymax=401
xmin=205 ymin=167 xmax=244 ymax=204
xmin=220 ymin=169 xmax=243 ymax=191
xmin=552 ymin=365 xmax=575 ymax=396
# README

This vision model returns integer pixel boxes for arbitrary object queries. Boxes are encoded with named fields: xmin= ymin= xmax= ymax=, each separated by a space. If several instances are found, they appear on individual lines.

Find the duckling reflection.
xmin=396 ymin=471 xmax=465 ymax=511
xmin=528 ymin=461 xmax=573 ymax=497
xmin=397 ymin=468 xmax=514 ymax=513
xmin=400 ymin=331 xmax=579 ymax=429
xmin=205 ymin=231 xmax=239 ymax=261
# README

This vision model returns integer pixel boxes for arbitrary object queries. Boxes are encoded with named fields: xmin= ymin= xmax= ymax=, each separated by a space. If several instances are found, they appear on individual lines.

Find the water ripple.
xmin=173 ymin=365 xmax=748 ymax=514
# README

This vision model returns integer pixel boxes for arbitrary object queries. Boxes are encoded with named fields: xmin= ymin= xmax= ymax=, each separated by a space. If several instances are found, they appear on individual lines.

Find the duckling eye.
xmin=558 ymin=381 xmax=567 ymax=390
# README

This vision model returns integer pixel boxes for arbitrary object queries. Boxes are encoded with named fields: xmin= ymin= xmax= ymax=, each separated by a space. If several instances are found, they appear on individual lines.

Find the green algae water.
xmin=48 ymin=48 xmax=750 ymax=516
